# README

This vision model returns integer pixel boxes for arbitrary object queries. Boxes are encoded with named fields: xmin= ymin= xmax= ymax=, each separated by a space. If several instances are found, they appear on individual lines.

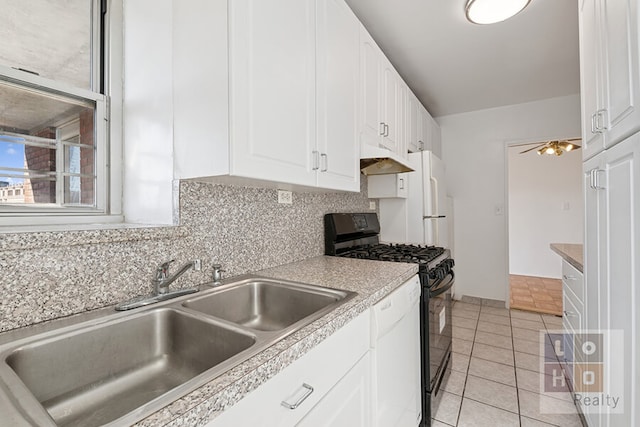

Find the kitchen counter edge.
xmin=550 ymin=243 xmax=584 ymax=273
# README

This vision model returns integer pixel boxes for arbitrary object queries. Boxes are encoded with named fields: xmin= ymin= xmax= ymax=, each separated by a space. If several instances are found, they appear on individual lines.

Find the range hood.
xmin=360 ymin=144 xmax=415 ymax=175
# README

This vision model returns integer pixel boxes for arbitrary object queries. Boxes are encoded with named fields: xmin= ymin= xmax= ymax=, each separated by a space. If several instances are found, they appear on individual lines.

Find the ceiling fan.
xmin=511 ymin=138 xmax=582 ymax=156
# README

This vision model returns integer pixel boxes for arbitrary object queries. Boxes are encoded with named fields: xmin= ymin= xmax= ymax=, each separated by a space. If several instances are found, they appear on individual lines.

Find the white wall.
xmin=439 ymin=94 xmax=581 ymax=302
xmin=507 ymin=146 xmax=582 ymax=278
xmin=122 ymin=0 xmax=175 ymax=224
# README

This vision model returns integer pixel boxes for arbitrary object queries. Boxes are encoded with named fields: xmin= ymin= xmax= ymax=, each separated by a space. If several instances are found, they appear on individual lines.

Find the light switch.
xmin=369 ymin=201 xmax=376 ymax=210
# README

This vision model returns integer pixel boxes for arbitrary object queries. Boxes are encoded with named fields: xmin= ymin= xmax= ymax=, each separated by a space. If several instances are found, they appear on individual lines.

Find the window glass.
xmin=0 ymin=81 xmax=96 ymax=207
xmin=0 ymin=0 xmax=94 ymax=90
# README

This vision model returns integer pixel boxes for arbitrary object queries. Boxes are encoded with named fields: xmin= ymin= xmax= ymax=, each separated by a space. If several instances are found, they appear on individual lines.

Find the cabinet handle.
xmin=593 ymin=169 xmax=605 ymax=190
xmin=588 ymin=168 xmax=605 ymax=190
xmin=563 ymin=275 xmax=577 ymax=281
xmin=281 ymin=383 xmax=314 ymax=410
xmin=595 ymin=109 xmax=608 ymax=132
xmin=399 ymin=178 xmax=404 ymax=190
xmin=320 ymin=153 xmax=328 ymax=172
xmin=418 ymin=140 xmax=424 ymax=151
xmin=590 ymin=113 xmax=597 ymax=134
xmin=386 ymin=124 xmax=390 ymax=137
xmin=312 ymin=151 xmax=319 ymax=171
xmin=564 ymin=310 xmax=576 ymax=318
xmin=380 ymin=122 xmax=386 ymax=136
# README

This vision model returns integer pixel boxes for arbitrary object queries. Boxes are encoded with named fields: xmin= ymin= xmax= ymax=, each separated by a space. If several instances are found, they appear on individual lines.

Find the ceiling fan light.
xmin=465 ymin=0 xmax=531 ymax=25
xmin=545 ymin=146 xmax=555 ymax=155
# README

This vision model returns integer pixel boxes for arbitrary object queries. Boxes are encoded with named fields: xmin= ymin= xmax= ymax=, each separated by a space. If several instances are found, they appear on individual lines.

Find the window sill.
xmin=0 ymin=221 xmax=189 ymax=251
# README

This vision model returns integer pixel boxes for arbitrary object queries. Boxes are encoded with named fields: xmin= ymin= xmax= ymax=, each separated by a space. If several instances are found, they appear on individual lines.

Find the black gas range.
xmin=324 ymin=213 xmax=453 ymax=427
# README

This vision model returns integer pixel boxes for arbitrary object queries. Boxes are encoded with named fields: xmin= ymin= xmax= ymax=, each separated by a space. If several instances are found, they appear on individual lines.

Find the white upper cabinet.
xmin=359 ymin=28 xmax=409 ymax=158
xmin=229 ymin=0 xmax=317 ymax=187
xmin=381 ymin=57 xmax=401 ymax=153
xmin=173 ymin=0 xmax=359 ymax=192
xmin=407 ymin=92 xmax=420 ymax=153
xmin=316 ymin=0 xmax=361 ymax=191
xmin=579 ymin=0 xmax=640 ymax=160
xmin=359 ymin=27 xmax=384 ymax=149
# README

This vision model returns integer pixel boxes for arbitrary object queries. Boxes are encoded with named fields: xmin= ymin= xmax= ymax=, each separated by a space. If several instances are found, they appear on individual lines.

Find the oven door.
xmin=428 ymin=271 xmax=454 ymax=390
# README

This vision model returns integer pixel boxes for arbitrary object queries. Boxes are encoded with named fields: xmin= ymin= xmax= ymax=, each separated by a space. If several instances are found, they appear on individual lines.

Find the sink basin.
xmin=0 ymin=277 xmax=356 ymax=426
xmin=183 ymin=278 xmax=354 ymax=331
xmin=4 ymin=308 xmax=255 ymax=427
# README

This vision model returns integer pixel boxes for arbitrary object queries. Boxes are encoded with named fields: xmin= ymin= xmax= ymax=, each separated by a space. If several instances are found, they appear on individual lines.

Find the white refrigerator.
xmin=378 ymin=151 xmax=450 ymax=248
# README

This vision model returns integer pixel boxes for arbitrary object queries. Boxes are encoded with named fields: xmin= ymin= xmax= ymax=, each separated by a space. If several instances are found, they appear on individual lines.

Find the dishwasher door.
xmin=370 ymin=275 xmax=422 ymax=427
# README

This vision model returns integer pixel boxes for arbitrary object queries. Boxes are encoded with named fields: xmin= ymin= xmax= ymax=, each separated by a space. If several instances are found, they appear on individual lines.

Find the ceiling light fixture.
xmin=535 ymin=141 xmax=581 ymax=156
xmin=465 ymin=0 xmax=531 ymax=25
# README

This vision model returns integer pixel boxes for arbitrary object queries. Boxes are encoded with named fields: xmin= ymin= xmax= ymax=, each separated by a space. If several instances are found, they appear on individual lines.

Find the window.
xmin=0 ymin=0 xmax=116 ymax=224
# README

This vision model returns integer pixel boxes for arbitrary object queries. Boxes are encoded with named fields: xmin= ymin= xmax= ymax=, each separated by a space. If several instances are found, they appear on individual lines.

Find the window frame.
xmin=0 ymin=0 xmax=123 ymax=228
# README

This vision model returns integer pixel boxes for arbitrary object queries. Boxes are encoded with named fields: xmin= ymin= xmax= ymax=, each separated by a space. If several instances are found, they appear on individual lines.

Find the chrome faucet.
xmin=153 ymin=259 xmax=202 ymax=295
xmin=115 ymin=259 xmax=202 ymax=311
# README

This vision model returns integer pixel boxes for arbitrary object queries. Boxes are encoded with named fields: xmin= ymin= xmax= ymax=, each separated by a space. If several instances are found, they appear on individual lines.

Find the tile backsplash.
xmin=0 ymin=179 xmax=373 ymax=332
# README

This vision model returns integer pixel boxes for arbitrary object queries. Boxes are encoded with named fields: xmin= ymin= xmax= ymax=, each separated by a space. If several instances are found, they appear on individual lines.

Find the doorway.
xmin=506 ymin=139 xmax=583 ymax=315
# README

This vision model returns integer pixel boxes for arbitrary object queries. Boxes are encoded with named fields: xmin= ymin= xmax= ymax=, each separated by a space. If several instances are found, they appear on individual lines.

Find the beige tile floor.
xmin=431 ymin=300 xmax=584 ymax=427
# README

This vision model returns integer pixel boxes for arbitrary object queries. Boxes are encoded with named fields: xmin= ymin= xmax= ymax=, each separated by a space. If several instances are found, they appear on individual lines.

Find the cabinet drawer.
xmin=210 ymin=310 xmax=370 ymax=426
xmin=563 ymin=284 xmax=583 ymax=334
xmin=561 ymin=260 xmax=584 ymax=303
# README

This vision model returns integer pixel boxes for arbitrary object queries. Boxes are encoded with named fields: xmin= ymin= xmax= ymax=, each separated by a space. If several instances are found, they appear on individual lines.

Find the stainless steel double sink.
xmin=0 ymin=277 xmax=356 ymax=427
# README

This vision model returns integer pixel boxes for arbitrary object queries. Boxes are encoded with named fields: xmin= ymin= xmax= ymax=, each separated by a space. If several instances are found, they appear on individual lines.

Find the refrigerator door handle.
xmin=424 ymin=215 xmax=446 ymax=219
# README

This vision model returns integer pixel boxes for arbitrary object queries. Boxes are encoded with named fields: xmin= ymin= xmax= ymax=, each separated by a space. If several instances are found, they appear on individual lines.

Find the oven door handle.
xmin=429 ymin=271 xmax=455 ymax=298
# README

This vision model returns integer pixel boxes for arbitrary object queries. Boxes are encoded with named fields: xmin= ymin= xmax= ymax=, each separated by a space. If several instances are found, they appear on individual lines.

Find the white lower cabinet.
xmin=297 ymin=353 xmax=371 ymax=427
xmin=207 ymin=310 xmax=370 ymax=427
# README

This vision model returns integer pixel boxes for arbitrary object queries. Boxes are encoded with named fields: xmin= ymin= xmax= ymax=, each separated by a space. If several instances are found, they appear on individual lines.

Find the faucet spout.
xmin=153 ymin=259 xmax=202 ymax=295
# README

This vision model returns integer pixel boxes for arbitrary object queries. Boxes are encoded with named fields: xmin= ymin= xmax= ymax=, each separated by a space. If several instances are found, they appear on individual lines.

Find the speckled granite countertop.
xmin=550 ymin=243 xmax=584 ymax=273
xmin=0 ymin=256 xmax=417 ymax=426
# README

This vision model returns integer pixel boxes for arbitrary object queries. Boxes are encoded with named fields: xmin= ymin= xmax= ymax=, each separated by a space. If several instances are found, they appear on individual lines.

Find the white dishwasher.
xmin=371 ymin=274 xmax=422 ymax=427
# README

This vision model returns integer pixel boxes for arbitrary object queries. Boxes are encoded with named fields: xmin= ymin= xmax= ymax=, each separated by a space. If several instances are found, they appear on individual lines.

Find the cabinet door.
xmin=368 ymin=173 xmax=408 ymax=198
xmin=600 ymin=134 xmax=640 ymax=427
xmin=297 ymin=353 xmax=371 ymax=427
xmin=407 ymin=93 xmax=420 ymax=152
xmin=229 ymin=0 xmax=316 ymax=186
xmin=316 ymin=0 xmax=360 ymax=192
xmin=585 ymin=134 xmax=640 ymax=427
xmin=359 ymin=27 xmax=383 ymax=148
xmin=419 ymin=105 xmax=431 ymax=152
xmin=583 ymin=154 xmax=603 ymax=427
xmin=429 ymin=115 xmax=442 ymax=159
xmin=397 ymin=81 xmax=409 ymax=159
xmin=381 ymin=59 xmax=399 ymax=152
xmin=579 ymin=0 xmax=605 ymax=160
xmin=600 ymin=0 xmax=640 ymax=148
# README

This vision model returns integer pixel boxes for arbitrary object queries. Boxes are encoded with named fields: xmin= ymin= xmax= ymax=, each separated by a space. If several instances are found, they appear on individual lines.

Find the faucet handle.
xmin=212 ymin=263 xmax=225 ymax=284
xmin=155 ymin=259 xmax=175 ymax=280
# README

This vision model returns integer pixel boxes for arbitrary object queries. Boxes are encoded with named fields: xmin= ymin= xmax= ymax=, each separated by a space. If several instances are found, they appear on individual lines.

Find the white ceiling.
xmin=345 ymin=0 xmax=580 ymax=117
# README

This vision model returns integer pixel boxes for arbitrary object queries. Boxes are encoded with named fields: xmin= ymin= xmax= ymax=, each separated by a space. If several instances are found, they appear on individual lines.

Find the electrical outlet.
xmin=277 ymin=190 xmax=293 ymax=204
xmin=369 ymin=201 xmax=376 ymax=210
